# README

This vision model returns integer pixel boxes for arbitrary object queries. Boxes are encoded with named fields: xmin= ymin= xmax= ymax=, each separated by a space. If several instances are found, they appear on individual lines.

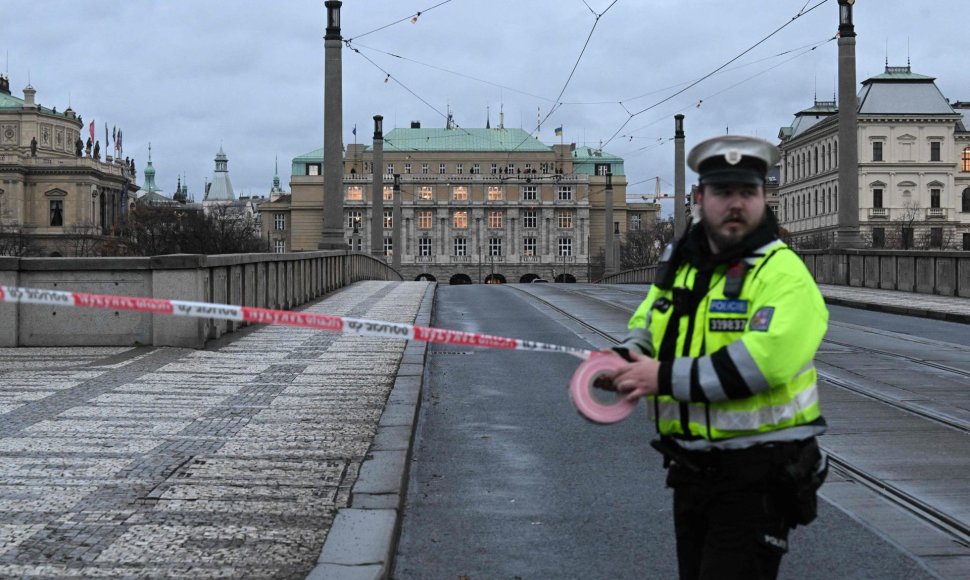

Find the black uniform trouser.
xmin=665 ymin=442 xmax=804 ymax=580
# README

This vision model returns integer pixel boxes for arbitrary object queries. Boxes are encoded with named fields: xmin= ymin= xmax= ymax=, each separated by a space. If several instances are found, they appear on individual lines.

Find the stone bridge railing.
xmin=597 ymin=249 xmax=970 ymax=299
xmin=0 ymin=251 xmax=401 ymax=348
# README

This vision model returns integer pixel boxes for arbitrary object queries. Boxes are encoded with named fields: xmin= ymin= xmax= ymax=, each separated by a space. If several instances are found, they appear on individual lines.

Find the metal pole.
xmin=370 ymin=115 xmax=384 ymax=258
xmin=836 ymin=0 xmax=862 ymax=248
xmin=392 ymin=173 xmax=402 ymax=269
xmin=674 ymin=114 xmax=686 ymax=238
xmin=604 ymin=172 xmax=615 ymax=274
xmin=320 ymin=1 xmax=346 ymax=249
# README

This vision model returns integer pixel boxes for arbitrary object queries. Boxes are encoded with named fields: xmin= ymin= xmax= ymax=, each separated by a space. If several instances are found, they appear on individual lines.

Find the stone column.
xmin=370 ymin=115 xmax=385 ymax=258
xmin=836 ymin=0 xmax=862 ymax=248
xmin=604 ymin=172 xmax=615 ymax=274
xmin=320 ymin=1 xmax=346 ymax=249
xmin=674 ymin=114 xmax=686 ymax=238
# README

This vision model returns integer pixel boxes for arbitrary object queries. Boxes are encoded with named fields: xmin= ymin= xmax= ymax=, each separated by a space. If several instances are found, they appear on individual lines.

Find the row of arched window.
xmin=785 ymin=140 xmax=838 ymax=184
xmin=781 ymin=184 xmax=838 ymax=222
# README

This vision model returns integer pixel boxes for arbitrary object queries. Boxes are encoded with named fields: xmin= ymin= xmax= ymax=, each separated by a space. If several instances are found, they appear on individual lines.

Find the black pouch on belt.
xmin=779 ymin=438 xmax=828 ymax=527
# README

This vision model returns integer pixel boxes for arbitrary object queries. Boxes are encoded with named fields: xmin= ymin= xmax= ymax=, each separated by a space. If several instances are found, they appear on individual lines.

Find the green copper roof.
xmin=863 ymin=65 xmax=935 ymax=83
xmin=376 ymin=128 xmax=553 ymax=153
xmin=572 ymin=146 xmax=625 ymax=176
xmin=0 ymin=90 xmax=55 ymax=113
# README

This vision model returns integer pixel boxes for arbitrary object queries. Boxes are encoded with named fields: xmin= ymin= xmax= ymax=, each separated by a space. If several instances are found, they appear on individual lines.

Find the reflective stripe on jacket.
xmin=628 ymin=240 xmax=828 ymax=444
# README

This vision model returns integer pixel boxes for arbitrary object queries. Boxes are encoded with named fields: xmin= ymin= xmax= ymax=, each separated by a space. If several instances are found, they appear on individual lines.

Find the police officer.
xmin=609 ymin=135 xmax=828 ymax=579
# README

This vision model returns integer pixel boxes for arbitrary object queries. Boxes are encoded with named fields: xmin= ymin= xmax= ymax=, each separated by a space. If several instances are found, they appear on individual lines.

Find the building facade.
xmin=261 ymin=124 xmax=641 ymax=282
xmin=778 ymin=64 xmax=970 ymax=250
xmin=0 ymin=76 xmax=137 ymax=256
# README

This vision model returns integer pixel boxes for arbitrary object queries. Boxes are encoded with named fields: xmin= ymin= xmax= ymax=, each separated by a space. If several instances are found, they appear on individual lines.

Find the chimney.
xmin=23 ymin=84 xmax=37 ymax=108
xmin=410 ymin=121 xmax=421 ymax=129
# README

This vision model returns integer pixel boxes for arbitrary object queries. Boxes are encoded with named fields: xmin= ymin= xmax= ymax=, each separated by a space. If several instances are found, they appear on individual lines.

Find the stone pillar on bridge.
xmin=392 ymin=174 xmax=402 ymax=270
xmin=836 ymin=0 xmax=862 ymax=248
xmin=151 ymin=255 xmax=211 ymax=348
xmin=320 ymin=1 xmax=346 ymax=250
xmin=674 ymin=114 xmax=686 ymax=239
xmin=0 ymin=257 xmax=20 ymax=347
xmin=371 ymin=116 xmax=385 ymax=258
xmin=604 ymin=172 xmax=615 ymax=275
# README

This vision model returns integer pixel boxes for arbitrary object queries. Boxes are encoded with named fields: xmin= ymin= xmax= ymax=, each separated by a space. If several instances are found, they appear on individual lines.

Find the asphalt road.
xmin=394 ymin=285 xmax=939 ymax=579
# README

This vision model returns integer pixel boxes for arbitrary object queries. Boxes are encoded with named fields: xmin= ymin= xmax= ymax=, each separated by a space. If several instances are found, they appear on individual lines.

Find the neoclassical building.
xmin=778 ymin=64 xmax=970 ymax=250
xmin=0 ymin=75 xmax=137 ymax=256
xmin=261 ymin=123 xmax=644 ymax=282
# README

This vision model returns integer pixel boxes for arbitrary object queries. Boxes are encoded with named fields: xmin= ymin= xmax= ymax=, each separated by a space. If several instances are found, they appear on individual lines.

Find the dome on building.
xmin=204 ymin=145 xmax=235 ymax=201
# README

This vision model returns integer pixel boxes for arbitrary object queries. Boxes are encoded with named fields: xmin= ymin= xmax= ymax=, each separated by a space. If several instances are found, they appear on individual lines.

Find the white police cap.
xmin=687 ymin=135 xmax=780 ymax=186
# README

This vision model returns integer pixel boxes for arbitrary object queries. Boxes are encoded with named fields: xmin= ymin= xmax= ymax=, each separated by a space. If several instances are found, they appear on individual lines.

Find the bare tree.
xmin=886 ymin=200 xmax=921 ymax=249
xmin=620 ymin=217 xmax=674 ymax=269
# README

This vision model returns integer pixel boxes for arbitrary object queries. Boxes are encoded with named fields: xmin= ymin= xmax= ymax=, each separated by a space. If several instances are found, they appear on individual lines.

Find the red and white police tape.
xmin=0 ymin=285 xmax=637 ymax=423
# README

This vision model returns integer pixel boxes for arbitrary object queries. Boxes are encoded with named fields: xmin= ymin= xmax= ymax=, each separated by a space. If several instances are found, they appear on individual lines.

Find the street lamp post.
xmin=392 ymin=173 xmax=402 ymax=269
xmin=604 ymin=172 xmax=615 ymax=275
xmin=836 ymin=0 xmax=862 ymax=248
xmin=370 ymin=115 xmax=384 ymax=258
xmin=674 ymin=114 xmax=686 ymax=238
xmin=320 ymin=0 xmax=346 ymax=249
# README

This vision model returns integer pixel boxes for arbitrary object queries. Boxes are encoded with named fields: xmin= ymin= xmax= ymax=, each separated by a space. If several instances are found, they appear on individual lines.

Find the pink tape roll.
xmin=569 ymin=352 xmax=638 ymax=424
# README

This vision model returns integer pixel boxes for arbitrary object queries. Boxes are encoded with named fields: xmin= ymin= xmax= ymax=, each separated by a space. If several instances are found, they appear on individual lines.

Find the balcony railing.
xmin=926 ymin=207 xmax=947 ymax=219
xmin=868 ymin=208 xmax=889 ymax=219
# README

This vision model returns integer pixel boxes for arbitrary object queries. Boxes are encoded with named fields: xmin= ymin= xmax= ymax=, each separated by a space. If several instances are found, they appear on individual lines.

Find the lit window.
xmin=558 ymin=210 xmax=573 ymax=228
xmin=417 ymin=210 xmax=433 ymax=229
xmin=50 ymin=200 xmax=63 ymax=226
xmin=488 ymin=237 xmax=503 ymax=256
xmin=522 ymin=210 xmax=537 ymax=229
xmin=487 ymin=186 xmax=503 ymax=201
xmin=384 ymin=186 xmax=393 ymax=201
xmin=453 ymin=237 xmax=467 ymax=256
xmin=383 ymin=210 xmax=393 ymax=228
xmin=346 ymin=186 xmax=363 ymax=201
xmin=558 ymin=238 xmax=573 ymax=256
xmin=962 ymin=147 xmax=970 ymax=172
xmin=522 ymin=185 xmax=537 ymax=201
xmin=274 ymin=213 xmax=285 ymax=231
xmin=523 ymin=237 xmax=537 ymax=256
xmin=418 ymin=186 xmax=433 ymax=200
xmin=488 ymin=210 xmax=503 ymax=228
xmin=347 ymin=210 xmax=362 ymax=229
xmin=453 ymin=210 xmax=468 ymax=229
xmin=557 ymin=186 xmax=573 ymax=201
xmin=419 ymin=238 xmax=432 ymax=256
xmin=452 ymin=186 xmax=468 ymax=201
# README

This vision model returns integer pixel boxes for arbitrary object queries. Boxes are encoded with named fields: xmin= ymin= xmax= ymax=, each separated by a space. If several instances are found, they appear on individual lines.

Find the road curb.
xmin=308 ymin=283 xmax=435 ymax=580
xmin=823 ymin=296 xmax=970 ymax=325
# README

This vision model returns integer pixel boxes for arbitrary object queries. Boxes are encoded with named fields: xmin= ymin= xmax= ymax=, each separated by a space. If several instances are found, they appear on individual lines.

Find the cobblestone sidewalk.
xmin=0 ymin=281 xmax=430 ymax=578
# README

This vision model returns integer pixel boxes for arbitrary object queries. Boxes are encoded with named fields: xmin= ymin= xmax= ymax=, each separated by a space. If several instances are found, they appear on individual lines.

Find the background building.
xmin=0 ymin=75 xmax=137 ymax=256
xmin=262 ymin=123 xmax=641 ymax=282
xmin=778 ymin=64 xmax=970 ymax=250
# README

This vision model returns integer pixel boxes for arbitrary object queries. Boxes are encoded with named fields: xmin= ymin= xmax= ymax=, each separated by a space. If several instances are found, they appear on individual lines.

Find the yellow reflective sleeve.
xmin=740 ymin=253 xmax=828 ymax=387
xmin=628 ymin=284 xmax=660 ymax=331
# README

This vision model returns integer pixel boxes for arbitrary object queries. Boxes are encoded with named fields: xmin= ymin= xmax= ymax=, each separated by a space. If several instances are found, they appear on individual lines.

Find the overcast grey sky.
xmin=4 ymin=1 xmax=966 ymax=207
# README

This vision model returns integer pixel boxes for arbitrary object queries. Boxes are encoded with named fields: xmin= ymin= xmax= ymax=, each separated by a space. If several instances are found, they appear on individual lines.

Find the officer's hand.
xmin=611 ymin=350 xmax=660 ymax=402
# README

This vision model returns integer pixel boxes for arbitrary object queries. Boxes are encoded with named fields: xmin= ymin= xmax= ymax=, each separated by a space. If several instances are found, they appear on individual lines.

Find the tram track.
xmin=511 ymin=283 xmax=970 ymax=551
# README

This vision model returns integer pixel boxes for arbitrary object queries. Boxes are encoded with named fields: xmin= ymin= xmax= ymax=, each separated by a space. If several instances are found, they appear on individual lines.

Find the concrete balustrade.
xmin=597 ymin=249 xmax=970 ymax=299
xmin=0 ymin=251 xmax=401 ymax=348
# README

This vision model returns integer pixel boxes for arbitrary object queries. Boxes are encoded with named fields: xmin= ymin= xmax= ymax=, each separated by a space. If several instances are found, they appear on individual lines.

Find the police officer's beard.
xmin=699 ymin=208 xmax=763 ymax=254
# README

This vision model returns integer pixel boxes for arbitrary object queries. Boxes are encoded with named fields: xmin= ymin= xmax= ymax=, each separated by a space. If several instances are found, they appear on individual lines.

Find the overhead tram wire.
xmin=599 ymin=0 xmax=832 ymax=149
xmin=346 ymin=0 xmax=457 ymax=42
xmin=619 ymin=37 xmax=836 ymax=140
xmin=506 ymin=0 xmax=622 ymax=155
xmin=348 ymin=42 xmax=556 ymax=103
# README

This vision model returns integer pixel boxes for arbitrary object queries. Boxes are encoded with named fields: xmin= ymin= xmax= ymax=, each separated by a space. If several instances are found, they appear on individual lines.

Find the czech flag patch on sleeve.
xmin=749 ymin=307 xmax=775 ymax=331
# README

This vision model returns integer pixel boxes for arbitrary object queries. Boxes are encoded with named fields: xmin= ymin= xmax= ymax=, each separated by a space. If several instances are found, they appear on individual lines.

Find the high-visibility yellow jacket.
xmin=628 ymin=239 xmax=828 ymax=449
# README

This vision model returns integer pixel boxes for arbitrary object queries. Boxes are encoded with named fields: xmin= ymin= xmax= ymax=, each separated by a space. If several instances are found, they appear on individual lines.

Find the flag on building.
xmin=554 ymin=126 xmax=563 ymax=137
xmin=352 ymin=124 xmax=356 ymax=137
xmin=88 ymin=120 xmax=94 ymax=142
